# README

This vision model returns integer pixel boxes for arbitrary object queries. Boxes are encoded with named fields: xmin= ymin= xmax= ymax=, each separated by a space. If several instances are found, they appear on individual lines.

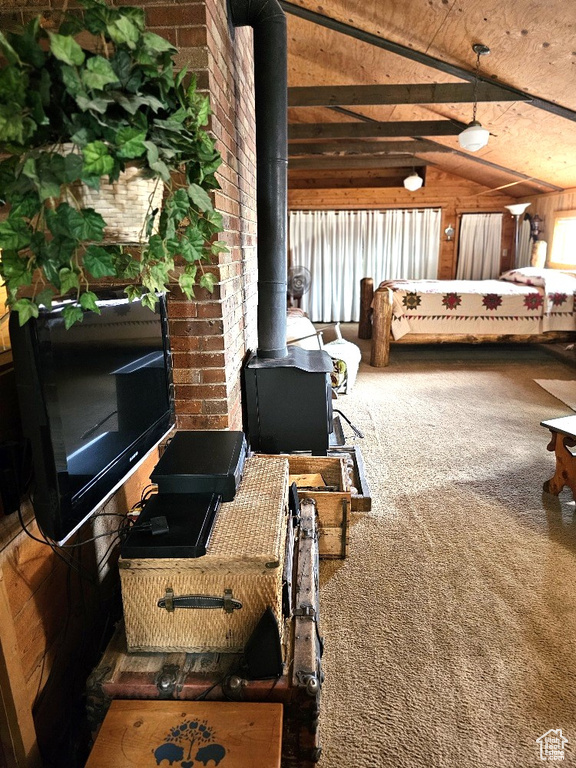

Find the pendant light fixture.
xmin=458 ymin=43 xmax=491 ymax=152
xmin=403 ymin=171 xmax=423 ymax=191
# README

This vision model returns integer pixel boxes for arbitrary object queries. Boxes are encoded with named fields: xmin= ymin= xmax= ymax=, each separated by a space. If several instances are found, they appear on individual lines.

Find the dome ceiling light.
xmin=458 ymin=43 xmax=491 ymax=152
xmin=403 ymin=171 xmax=423 ymax=191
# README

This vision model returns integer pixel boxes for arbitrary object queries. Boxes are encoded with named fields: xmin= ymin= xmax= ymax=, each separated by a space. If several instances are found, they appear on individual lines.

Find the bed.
xmin=358 ymin=267 xmax=576 ymax=367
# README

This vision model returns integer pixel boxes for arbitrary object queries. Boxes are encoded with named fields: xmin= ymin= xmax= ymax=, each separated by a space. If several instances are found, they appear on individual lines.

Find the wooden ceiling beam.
xmin=289 ymin=156 xmax=430 ymax=170
xmin=288 ymin=83 xmax=528 ymax=108
xmin=289 ymin=120 xmax=465 ymax=140
xmin=327 ymin=107 xmax=563 ymax=192
xmin=279 ymin=0 xmax=576 ymax=124
xmin=288 ymin=140 xmax=452 ymax=155
xmin=289 ymin=174 xmax=412 ymax=189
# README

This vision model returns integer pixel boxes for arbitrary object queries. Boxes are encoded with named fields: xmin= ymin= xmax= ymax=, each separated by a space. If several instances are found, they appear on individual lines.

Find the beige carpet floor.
xmin=319 ymin=334 xmax=576 ymax=768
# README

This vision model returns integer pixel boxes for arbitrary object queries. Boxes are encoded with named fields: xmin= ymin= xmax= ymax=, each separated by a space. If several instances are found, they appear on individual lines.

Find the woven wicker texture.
xmin=70 ymin=166 xmax=164 ymax=243
xmin=122 ymin=569 xmax=283 ymax=653
xmin=119 ymin=456 xmax=289 ymax=652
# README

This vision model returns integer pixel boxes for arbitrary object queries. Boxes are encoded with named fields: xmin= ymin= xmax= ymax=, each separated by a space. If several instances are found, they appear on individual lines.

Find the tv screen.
xmin=9 ymin=291 xmax=175 ymax=544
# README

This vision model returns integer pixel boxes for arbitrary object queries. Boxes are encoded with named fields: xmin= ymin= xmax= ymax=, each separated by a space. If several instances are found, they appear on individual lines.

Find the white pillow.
xmin=499 ymin=267 xmax=551 ymax=286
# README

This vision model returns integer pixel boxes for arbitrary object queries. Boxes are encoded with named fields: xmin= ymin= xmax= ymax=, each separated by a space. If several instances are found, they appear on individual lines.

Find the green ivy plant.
xmin=0 ymin=0 xmax=225 ymax=327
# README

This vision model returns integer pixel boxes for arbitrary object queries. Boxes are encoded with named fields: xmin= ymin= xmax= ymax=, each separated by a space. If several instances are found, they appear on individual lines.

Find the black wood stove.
xmin=243 ymin=347 xmax=333 ymax=455
xmin=232 ymin=0 xmax=335 ymax=455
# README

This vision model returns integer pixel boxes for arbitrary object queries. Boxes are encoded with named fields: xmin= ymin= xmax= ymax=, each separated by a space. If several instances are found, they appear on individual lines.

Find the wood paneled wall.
xmin=288 ymin=167 xmax=518 ymax=278
xmin=0 ymin=447 xmax=160 ymax=768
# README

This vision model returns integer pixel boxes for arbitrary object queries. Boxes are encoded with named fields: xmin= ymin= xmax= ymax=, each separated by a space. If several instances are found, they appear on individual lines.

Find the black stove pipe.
xmin=229 ymin=0 xmax=288 ymax=359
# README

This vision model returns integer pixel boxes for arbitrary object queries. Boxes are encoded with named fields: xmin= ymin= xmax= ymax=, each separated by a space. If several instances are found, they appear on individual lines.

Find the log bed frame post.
xmin=358 ymin=277 xmax=374 ymax=339
xmin=370 ymin=287 xmax=393 ymax=367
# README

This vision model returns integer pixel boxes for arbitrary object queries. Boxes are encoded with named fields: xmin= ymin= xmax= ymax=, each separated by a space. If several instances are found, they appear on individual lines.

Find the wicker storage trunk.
xmin=119 ymin=455 xmax=289 ymax=653
xmin=87 ymin=497 xmax=323 ymax=768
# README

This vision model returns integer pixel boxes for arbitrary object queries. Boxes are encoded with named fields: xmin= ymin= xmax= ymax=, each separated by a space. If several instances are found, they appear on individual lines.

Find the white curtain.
xmin=456 ymin=213 xmax=503 ymax=280
xmin=517 ymin=219 xmax=532 ymax=267
xmin=289 ymin=209 xmax=441 ymax=322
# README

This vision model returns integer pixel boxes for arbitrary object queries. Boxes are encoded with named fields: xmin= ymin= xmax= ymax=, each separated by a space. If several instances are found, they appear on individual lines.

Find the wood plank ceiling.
xmin=283 ymin=0 xmax=576 ymax=197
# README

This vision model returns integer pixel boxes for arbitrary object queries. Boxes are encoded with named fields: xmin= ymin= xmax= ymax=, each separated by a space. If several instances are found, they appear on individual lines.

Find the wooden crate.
xmin=284 ymin=455 xmax=351 ymax=559
xmin=329 ymin=445 xmax=372 ymax=512
xmin=85 ymin=700 xmax=283 ymax=768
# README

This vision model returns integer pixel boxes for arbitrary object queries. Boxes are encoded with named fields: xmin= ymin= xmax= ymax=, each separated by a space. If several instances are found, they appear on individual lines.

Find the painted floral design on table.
xmin=153 ymin=718 xmax=226 ymax=767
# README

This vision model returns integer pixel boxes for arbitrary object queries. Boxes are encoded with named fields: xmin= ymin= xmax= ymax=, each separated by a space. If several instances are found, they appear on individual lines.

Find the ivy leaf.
xmin=79 ymin=290 xmax=101 ymax=314
xmin=204 ymin=209 xmax=223 ymax=230
xmin=125 ymin=284 xmax=143 ymax=302
xmin=0 ymin=106 xmax=28 ymax=145
xmin=118 ymin=257 xmax=141 ymax=279
xmin=196 ymin=95 xmax=211 ymax=127
xmin=188 ymin=183 xmax=213 ymax=212
xmin=83 ymin=245 xmax=117 ymax=277
xmin=0 ymin=31 xmax=22 ymax=65
xmin=149 ymin=158 xmax=170 ymax=182
xmin=76 ymin=94 xmax=112 ymax=114
xmin=211 ymin=240 xmax=228 ymax=255
xmin=36 ymin=289 xmax=55 ymax=310
xmin=0 ymin=218 xmax=31 ymax=251
xmin=61 ymin=64 xmax=85 ymax=98
xmin=142 ymin=31 xmax=176 ymax=55
xmin=178 ymin=271 xmax=196 ymax=299
xmin=80 ymin=208 xmax=106 ymax=241
xmin=63 ymin=153 xmax=84 ymax=183
xmin=199 ymin=272 xmax=216 ymax=292
xmin=82 ymin=56 xmax=119 ymax=91
xmin=46 ymin=204 xmax=86 ymax=241
xmin=141 ymin=292 xmax=158 ymax=312
xmin=62 ymin=305 xmax=84 ymax=329
xmin=167 ymin=188 xmax=190 ymax=222
xmin=12 ymin=298 xmax=39 ymax=326
xmin=181 ymin=225 xmax=205 ymax=261
xmin=59 ymin=267 xmax=80 ymax=294
xmin=106 ymin=17 xmax=139 ymax=49
xmin=0 ymin=250 xmax=31 ymax=287
xmin=48 ymin=32 xmax=85 ymax=67
xmin=10 ymin=193 xmax=42 ymax=220
xmin=82 ymin=141 xmax=115 ymax=177
xmin=116 ymin=128 xmax=147 ymax=159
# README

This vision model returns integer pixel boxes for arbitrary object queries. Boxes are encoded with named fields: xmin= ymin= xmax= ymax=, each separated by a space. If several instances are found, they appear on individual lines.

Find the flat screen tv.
xmin=9 ymin=290 xmax=175 ymax=544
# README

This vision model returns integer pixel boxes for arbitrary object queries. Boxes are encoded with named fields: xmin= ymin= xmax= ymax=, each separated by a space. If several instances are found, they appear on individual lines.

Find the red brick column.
xmin=0 ymin=0 xmax=258 ymax=432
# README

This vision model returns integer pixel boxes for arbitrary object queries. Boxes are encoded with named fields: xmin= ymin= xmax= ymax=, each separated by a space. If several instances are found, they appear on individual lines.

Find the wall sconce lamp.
xmin=458 ymin=44 xmax=491 ymax=152
xmin=505 ymin=202 xmax=531 ymax=268
xmin=444 ymin=224 xmax=455 ymax=241
xmin=403 ymin=171 xmax=423 ymax=191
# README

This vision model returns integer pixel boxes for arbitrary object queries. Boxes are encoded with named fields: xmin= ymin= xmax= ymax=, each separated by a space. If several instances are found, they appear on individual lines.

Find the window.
xmin=549 ymin=210 xmax=576 ymax=268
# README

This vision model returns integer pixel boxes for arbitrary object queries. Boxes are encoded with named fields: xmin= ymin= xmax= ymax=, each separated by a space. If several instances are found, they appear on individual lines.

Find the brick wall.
xmin=0 ymin=0 xmax=258 ymax=433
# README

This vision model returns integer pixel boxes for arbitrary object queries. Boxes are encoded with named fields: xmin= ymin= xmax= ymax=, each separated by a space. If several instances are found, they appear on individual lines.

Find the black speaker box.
xmin=151 ymin=431 xmax=247 ymax=501
xmin=243 ymin=607 xmax=283 ymax=680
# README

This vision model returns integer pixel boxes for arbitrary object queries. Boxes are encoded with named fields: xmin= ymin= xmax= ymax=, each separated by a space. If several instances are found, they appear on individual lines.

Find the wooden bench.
xmin=541 ymin=415 xmax=576 ymax=498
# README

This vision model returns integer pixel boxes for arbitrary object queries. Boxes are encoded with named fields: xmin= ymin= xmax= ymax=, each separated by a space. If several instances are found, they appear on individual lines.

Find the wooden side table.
xmin=85 ymin=700 xmax=283 ymax=768
xmin=541 ymin=415 xmax=576 ymax=498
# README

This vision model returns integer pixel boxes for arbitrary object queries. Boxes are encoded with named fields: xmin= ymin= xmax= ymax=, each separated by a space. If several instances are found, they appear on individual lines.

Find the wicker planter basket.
xmin=60 ymin=144 xmax=164 ymax=243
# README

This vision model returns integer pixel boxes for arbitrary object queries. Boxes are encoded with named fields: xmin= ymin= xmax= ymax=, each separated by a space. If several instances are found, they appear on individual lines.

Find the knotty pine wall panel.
xmin=289 ymin=168 xmax=517 ymax=278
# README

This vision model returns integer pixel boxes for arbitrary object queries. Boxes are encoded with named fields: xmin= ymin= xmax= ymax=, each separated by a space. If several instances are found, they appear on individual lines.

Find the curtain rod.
xmin=290 ymin=208 xmax=442 ymax=214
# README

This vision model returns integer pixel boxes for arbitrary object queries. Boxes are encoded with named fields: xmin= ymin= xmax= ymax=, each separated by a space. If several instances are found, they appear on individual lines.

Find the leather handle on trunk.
xmin=158 ymin=587 xmax=242 ymax=613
